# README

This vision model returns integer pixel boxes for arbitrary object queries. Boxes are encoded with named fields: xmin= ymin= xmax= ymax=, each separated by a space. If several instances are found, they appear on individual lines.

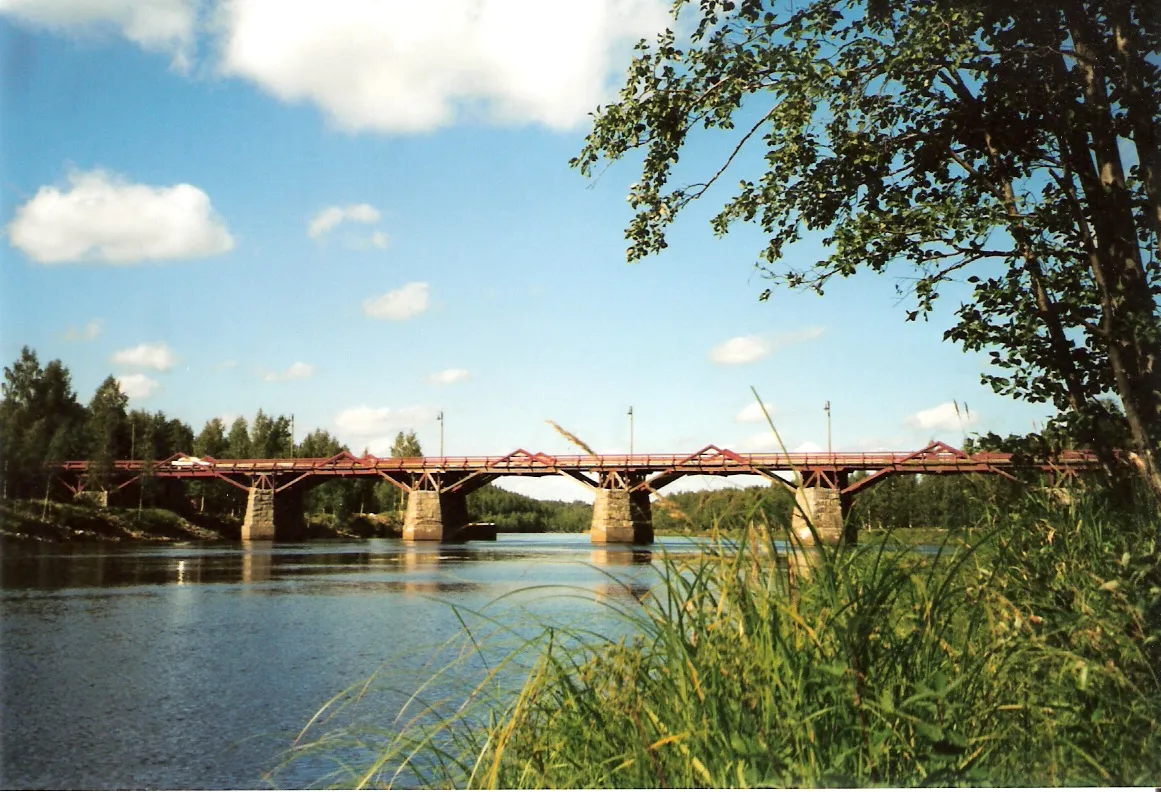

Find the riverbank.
xmin=0 ymin=500 xmax=407 ymax=544
xmin=1 ymin=499 xmax=234 ymax=543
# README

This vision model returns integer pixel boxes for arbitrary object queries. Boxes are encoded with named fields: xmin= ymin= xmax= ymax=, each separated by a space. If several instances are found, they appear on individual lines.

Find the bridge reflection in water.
xmin=54 ymin=442 xmax=1100 ymax=545
xmin=2 ymin=538 xmax=677 ymax=592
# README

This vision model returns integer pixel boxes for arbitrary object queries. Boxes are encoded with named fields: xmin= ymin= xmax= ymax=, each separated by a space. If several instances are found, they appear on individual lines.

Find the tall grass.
xmin=279 ymin=492 xmax=1159 ymax=788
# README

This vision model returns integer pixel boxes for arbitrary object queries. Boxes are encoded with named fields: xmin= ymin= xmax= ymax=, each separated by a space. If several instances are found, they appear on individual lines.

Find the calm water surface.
xmin=1 ymin=534 xmax=698 ymax=789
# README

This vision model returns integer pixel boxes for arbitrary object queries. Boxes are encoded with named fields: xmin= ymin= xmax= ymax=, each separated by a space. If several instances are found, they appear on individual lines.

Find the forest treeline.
xmin=0 ymin=347 xmax=591 ymax=532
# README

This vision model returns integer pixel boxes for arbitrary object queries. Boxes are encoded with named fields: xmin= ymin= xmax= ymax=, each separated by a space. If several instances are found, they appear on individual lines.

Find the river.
xmin=1 ymin=534 xmax=697 ymax=789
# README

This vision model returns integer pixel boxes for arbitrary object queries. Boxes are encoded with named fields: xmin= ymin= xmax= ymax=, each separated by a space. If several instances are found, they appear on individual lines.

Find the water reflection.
xmin=0 ymin=534 xmax=710 ymax=790
xmin=241 ymin=541 xmax=272 ymax=583
xmin=592 ymin=580 xmax=655 ymax=603
xmin=1 ymin=538 xmax=705 ymax=593
xmin=402 ymin=545 xmax=441 ymax=574
xmin=589 ymin=547 xmax=653 ymax=567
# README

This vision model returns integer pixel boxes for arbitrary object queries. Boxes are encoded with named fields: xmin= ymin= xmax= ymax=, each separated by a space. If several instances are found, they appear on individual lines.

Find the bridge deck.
xmin=56 ymin=443 xmax=1100 ymax=477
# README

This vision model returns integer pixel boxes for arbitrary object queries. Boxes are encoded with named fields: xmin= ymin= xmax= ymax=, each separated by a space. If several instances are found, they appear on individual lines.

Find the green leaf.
xmin=880 ymin=687 xmax=894 ymax=713
xmin=915 ymin=721 xmax=945 ymax=742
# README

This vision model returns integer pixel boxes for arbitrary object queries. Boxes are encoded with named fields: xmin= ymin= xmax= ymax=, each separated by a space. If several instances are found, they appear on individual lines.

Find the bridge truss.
xmin=56 ymin=440 xmax=1099 ymax=498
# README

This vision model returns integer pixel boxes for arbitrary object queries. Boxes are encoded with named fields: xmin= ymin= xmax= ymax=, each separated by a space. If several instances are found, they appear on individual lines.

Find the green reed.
xmin=280 ymin=490 xmax=1159 ymax=788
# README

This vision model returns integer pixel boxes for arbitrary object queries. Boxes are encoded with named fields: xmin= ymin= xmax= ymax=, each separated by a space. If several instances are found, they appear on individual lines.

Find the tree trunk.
xmin=1063 ymin=2 xmax=1161 ymax=500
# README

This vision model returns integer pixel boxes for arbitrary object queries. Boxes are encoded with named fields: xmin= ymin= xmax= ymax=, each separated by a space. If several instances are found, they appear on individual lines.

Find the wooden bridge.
xmin=56 ymin=441 xmax=1100 ymax=543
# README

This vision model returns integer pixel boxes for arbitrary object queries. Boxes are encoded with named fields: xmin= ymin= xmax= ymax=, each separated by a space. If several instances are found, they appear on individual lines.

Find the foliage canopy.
xmin=574 ymin=0 xmax=1161 ymax=494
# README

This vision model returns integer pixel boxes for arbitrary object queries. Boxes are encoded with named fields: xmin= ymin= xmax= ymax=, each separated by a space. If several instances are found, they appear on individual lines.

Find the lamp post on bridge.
xmin=437 ymin=411 xmax=444 ymax=459
xmin=628 ymin=406 xmax=634 ymax=458
xmin=824 ymin=401 xmax=832 ymax=457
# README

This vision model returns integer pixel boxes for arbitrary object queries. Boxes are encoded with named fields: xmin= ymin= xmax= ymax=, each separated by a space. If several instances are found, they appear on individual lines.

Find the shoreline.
xmin=0 ymin=500 xmax=590 ymax=545
xmin=0 ymin=500 xmax=404 ymax=544
xmin=1 ymin=499 xmax=237 ymax=544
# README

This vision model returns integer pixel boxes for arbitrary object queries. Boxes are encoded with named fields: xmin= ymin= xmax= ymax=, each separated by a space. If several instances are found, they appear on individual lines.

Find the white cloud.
xmin=263 ymin=361 xmax=314 ymax=382
xmin=307 ymin=203 xmax=381 ymax=239
xmin=735 ymin=401 xmax=777 ymax=423
xmin=335 ymin=405 xmax=434 ymax=435
xmin=710 ymin=335 xmax=771 ymax=365
xmin=63 ymin=319 xmax=102 ymax=342
xmin=369 ymin=230 xmax=389 ymax=250
xmin=112 ymin=342 xmax=178 ymax=371
xmin=905 ymin=401 xmax=977 ymax=433
xmin=364 ymin=282 xmax=429 ymax=321
xmin=774 ymin=326 xmax=826 ymax=348
xmin=6 ymin=169 xmax=234 ymax=265
xmin=345 ymin=203 xmax=380 ymax=223
xmin=710 ymin=327 xmax=826 ymax=365
xmin=116 ymin=372 xmax=160 ymax=399
xmin=428 ymin=368 xmax=470 ymax=385
xmin=333 ymin=404 xmax=437 ymax=454
xmin=0 ymin=0 xmax=198 ymax=70
xmin=852 ymin=435 xmax=906 ymax=452
xmin=737 ymin=432 xmax=778 ymax=452
xmin=214 ymin=0 xmax=668 ymax=134
xmin=736 ymin=434 xmax=822 ymax=454
xmin=307 ymin=207 xmax=344 ymax=238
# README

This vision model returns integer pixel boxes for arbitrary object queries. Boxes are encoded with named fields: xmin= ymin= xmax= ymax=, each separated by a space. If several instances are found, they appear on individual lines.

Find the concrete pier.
xmin=402 ymin=490 xmax=468 ymax=541
xmin=790 ymin=487 xmax=851 ymax=545
xmin=241 ymin=486 xmax=275 ymax=541
xmin=590 ymin=489 xmax=653 ymax=544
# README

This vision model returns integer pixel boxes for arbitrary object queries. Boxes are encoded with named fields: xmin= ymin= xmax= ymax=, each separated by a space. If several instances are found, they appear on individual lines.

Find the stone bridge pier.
xmin=241 ymin=484 xmax=275 ymax=540
xmin=790 ymin=470 xmax=854 ymax=546
xmin=240 ymin=477 xmax=306 ymax=541
xmin=402 ymin=489 xmax=469 ymax=541
xmin=590 ymin=472 xmax=653 ymax=544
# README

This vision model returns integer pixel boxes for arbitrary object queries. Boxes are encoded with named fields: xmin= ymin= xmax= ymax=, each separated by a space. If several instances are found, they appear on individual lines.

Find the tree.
xmin=250 ymin=409 xmax=292 ymax=459
xmin=85 ymin=376 xmax=129 ymax=491
xmin=574 ymin=0 xmax=1161 ymax=496
xmin=194 ymin=418 xmax=228 ymax=458
xmin=41 ymin=423 xmax=73 ymax=516
xmin=225 ymin=417 xmax=251 ymax=459
xmin=390 ymin=430 xmax=423 ymax=458
xmin=0 ymin=348 xmax=85 ymax=499
xmin=287 ymin=428 xmax=378 ymax=519
xmin=377 ymin=431 xmax=424 ymax=514
xmin=128 ymin=409 xmax=158 ymax=509
xmin=156 ymin=414 xmax=194 ymax=457
xmin=295 ymin=428 xmax=346 ymax=515
xmin=296 ymin=428 xmax=344 ymax=458
xmin=191 ymin=418 xmax=229 ymax=513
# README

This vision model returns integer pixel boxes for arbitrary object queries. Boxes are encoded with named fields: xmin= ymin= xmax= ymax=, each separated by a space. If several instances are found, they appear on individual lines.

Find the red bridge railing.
xmin=55 ymin=442 xmax=1101 ymax=477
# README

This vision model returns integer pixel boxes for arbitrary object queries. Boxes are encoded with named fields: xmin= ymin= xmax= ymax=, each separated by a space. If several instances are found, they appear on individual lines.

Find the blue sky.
xmin=0 ymin=1 xmax=1056 ymax=500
